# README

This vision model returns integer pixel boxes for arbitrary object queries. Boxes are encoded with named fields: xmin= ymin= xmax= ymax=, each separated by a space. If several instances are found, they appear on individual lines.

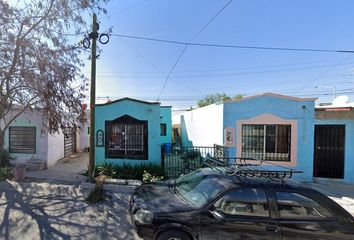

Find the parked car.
xmin=129 ymin=167 xmax=354 ymax=240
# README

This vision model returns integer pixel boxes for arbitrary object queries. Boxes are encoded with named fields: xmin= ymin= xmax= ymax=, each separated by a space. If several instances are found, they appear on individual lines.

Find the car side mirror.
xmin=208 ymin=206 xmax=225 ymax=222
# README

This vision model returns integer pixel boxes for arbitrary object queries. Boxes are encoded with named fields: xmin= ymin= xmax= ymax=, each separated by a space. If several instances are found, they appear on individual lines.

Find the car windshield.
xmin=175 ymin=169 xmax=232 ymax=207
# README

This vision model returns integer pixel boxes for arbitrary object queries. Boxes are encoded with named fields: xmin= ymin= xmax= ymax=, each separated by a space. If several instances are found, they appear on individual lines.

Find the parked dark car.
xmin=129 ymin=167 xmax=354 ymax=240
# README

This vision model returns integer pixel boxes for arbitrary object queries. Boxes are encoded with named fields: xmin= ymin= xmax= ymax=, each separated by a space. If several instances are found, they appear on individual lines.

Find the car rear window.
xmin=276 ymin=192 xmax=333 ymax=220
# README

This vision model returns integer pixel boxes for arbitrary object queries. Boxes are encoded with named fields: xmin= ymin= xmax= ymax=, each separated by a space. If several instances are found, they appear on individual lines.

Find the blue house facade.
xmin=95 ymin=98 xmax=171 ymax=166
xmin=174 ymin=93 xmax=317 ymax=182
xmin=174 ymin=93 xmax=354 ymax=183
xmin=314 ymin=106 xmax=354 ymax=183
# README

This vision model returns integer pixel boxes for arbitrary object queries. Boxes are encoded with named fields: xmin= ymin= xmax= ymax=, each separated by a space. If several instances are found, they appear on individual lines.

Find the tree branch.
xmin=2 ymin=94 xmax=40 ymax=133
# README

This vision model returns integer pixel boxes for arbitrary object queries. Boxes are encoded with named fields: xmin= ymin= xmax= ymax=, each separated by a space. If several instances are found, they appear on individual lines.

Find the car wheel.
xmin=156 ymin=229 xmax=191 ymax=240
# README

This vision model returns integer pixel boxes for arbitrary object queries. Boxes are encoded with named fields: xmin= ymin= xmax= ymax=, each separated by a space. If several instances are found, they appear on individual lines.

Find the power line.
xmin=291 ymin=54 xmax=354 ymax=95
xmin=85 ymin=89 xmax=354 ymax=102
xmin=95 ymin=87 xmax=354 ymax=96
xmin=194 ymin=0 xmax=233 ymax=37
xmin=110 ymin=0 xmax=150 ymax=16
xmin=119 ymin=37 xmax=203 ymax=95
xmin=156 ymin=0 xmax=234 ymax=101
xmin=96 ymin=58 xmax=347 ymax=74
xmin=156 ymin=43 xmax=188 ymax=101
xmin=110 ymin=33 xmax=354 ymax=54
xmin=96 ymin=62 xmax=353 ymax=79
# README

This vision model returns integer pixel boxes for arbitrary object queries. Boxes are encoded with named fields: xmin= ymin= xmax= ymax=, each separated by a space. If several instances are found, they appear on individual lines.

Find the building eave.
xmin=226 ymin=93 xmax=317 ymax=103
xmin=95 ymin=97 xmax=160 ymax=106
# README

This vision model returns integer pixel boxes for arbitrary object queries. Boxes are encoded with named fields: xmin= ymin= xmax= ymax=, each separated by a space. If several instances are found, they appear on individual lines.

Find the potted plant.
xmin=13 ymin=164 xmax=26 ymax=181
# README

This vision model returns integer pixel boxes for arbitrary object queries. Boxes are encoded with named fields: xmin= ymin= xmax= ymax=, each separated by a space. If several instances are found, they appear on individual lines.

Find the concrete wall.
xmin=316 ymin=109 xmax=354 ymax=119
xmin=3 ymin=109 xmax=48 ymax=163
xmin=314 ymin=119 xmax=354 ymax=184
xmin=78 ymin=118 xmax=90 ymax=152
xmin=47 ymin=130 xmax=65 ymax=167
xmin=174 ymin=103 xmax=224 ymax=147
xmin=95 ymin=99 xmax=162 ymax=166
xmin=224 ymin=95 xmax=315 ymax=181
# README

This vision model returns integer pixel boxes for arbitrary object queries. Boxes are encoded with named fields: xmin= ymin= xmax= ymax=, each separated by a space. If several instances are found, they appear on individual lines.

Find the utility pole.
xmin=88 ymin=13 xmax=98 ymax=182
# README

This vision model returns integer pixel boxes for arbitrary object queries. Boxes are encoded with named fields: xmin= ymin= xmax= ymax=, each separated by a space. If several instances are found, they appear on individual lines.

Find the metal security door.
xmin=314 ymin=125 xmax=345 ymax=179
xmin=64 ymin=127 xmax=76 ymax=157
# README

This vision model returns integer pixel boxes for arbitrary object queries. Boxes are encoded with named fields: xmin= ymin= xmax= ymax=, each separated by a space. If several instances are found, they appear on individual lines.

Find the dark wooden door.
xmin=64 ymin=127 xmax=76 ymax=157
xmin=314 ymin=125 xmax=345 ymax=179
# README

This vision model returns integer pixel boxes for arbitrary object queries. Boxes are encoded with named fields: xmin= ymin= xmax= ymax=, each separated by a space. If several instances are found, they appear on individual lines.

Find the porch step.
xmin=26 ymin=159 xmax=47 ymax=171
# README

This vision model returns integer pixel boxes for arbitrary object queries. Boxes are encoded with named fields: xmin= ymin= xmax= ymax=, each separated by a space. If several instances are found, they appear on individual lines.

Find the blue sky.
xmin=82 ymin=0 xmax=354 ymax=110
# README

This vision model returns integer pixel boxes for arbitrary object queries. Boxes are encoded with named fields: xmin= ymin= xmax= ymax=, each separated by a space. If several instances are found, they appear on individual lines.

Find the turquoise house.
xmin=173 ymin=93 xmax=316 ymax=182
xmin=95 ymin=98 xmax=172 ymax=166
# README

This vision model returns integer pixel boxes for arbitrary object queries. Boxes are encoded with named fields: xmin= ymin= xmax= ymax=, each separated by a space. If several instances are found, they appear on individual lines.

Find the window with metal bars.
xmin=9 ymin=126 xmax=36 ymax=154
xmin=105 ymin=115 xmax=148 ymax=159
xmin=241 ymin=124 xmax=291 ymax=161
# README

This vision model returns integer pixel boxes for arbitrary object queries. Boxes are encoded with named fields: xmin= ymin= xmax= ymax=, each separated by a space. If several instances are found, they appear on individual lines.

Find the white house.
xmin=2 ymin=108 xmax=78 ymax=167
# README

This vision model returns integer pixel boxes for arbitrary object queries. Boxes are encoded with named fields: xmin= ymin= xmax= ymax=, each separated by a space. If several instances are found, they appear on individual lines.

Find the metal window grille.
xmin=105 ymin=116 xmax=148 ymax=159
xmin=9 ymin=126 xmax=36 ymax=154
xmin=242 ymin=124 xmax=291 ymax=161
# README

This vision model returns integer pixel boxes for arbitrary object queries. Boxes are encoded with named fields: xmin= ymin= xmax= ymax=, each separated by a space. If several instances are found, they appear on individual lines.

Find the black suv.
xmin=129 ymin=167 xmax=354 ymax=240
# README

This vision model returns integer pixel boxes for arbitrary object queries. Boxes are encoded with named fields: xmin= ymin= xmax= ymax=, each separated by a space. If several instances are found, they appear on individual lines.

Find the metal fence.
xmin=163 ymin=145 xmax=229 ymax=178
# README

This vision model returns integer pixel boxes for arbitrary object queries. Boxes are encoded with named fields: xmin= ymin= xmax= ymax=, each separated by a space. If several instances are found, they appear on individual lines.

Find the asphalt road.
xmin=2 ymin=152 xmax=353 ymax=239
xmin=0 ymin=180 xmax=141 ymax=240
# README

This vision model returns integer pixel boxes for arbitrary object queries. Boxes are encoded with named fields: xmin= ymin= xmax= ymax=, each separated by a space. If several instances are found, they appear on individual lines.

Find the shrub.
xmin=0 ymin=167 xmax=12 ymax=181
xmin=143 ymin=170 xmax=164 ymax=183
xmin=95 ymin=162 xmax=165 ymax=180
xmin=86 ymin=182 xmax=105 ymax=203
xmin=0 ymin=149 xmax=10 ymax=167
xmin=96 ymin=162 xmax=116 ymax=177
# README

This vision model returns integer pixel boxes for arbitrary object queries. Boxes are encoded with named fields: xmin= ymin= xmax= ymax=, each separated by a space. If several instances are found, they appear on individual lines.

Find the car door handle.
xmin=265 ymin=225 xmax=279 ymax=233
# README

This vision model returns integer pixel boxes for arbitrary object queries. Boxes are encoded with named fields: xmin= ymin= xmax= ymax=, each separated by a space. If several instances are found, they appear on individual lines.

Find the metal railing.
xmin=163 ymin=145 xmax=229 ymax=178
xmin=203 ymin=156 xmax=303 ymax=182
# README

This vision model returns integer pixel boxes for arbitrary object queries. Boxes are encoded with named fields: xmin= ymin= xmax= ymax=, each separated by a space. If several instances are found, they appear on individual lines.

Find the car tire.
xmin=156 ymin=229 xmax=192 ymax=240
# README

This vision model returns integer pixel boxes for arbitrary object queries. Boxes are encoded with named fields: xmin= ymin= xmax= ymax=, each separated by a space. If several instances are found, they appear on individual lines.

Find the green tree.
xmin=197 ymin=93 xmax=243 ymax=107
xmin=233 ymin=94 xmax=243 ymax=101
xmin=0 ymin=0 xmax=108 ymax=164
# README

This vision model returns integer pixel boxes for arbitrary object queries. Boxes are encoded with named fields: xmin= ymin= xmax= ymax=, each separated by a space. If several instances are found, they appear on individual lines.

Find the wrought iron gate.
xmin=314 ymin=125 xmax=345 ymax=179
xmin=64 ymin=127 xmax=76 ymax=157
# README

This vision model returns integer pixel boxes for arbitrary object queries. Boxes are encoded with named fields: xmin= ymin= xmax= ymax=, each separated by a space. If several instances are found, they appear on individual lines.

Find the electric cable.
xmin=110 ymin=33 xmax=354 ymax=54
xmin=291 ymin=54 xmax=354 ymax=95
xmin=156 ymin=0 xmax=234 ymax=101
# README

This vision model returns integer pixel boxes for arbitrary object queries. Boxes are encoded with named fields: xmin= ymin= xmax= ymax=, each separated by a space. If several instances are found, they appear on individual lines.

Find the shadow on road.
xmin=0 ymin=180 xmax=139 ymax=240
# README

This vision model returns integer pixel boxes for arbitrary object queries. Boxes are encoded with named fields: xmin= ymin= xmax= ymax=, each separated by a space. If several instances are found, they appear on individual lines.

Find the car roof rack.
xmin=203 ymin=156 xmax=303 ymax=181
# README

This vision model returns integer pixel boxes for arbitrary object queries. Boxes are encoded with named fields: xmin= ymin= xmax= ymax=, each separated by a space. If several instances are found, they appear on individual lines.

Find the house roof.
xmin=226 ymin=93 xmax=317 ymax=103
xmin=315 ymin=96 xmax=354 ymax=110
xmin=95 ymin=97 xmax=160 ymax=106
xmin=316 ymin=107 xmax=353 ymax=112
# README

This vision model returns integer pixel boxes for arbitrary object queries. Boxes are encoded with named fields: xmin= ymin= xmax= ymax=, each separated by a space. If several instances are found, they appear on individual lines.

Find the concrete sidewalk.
xmin=25 ymin=152 xmax=89 ymax=183
xmin=304 ymin=181 xmax=354 ymax=216
xmin=3 ymin=149 xmax=352 ymax=240
xmin=24 ymin=153 xmax=354 ymax=217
